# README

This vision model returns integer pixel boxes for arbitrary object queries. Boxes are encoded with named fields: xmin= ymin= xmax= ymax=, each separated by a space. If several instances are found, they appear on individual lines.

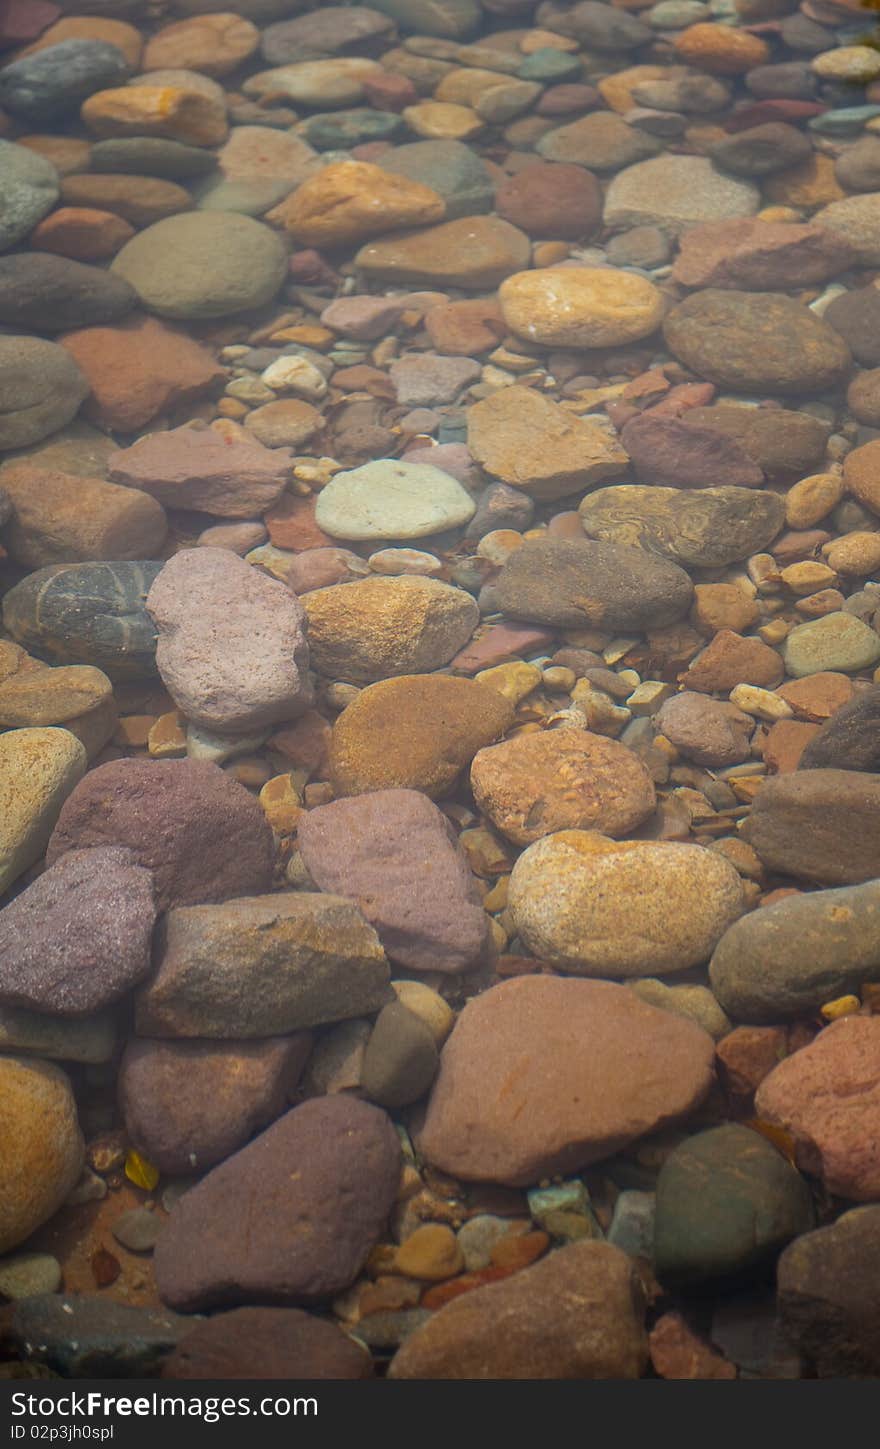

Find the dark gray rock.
xmin=6 ymin=1295 xmax=188 ymax=1377
xmin=361 ymin=1001 xmax=439 ymax=1108
xmin=2 ymin=561 xmax=162 ymax=678
xmin=89 ymin=137 xmax=220 ymax=179
xmin=0 ymin=40 xmax=130 ymax=124
xmin=799 ymin=684 xmax=880 ymax=771
xmin=777 ymin=1206 xmax=880 ymax=1378
xmin=0 ymin=253 xmax=137 ymax=332
xmin=465 ymin=482 xmax=535 ymax=542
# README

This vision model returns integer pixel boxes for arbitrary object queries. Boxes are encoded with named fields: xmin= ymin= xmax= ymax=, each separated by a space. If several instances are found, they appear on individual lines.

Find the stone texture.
xmin=2 ymin=561 xmax=163 ymax=679
xmin=135 ymin=893 xmax=390 ymax=1037
xmin=3 ymin=1295 xmax=187 ymax=1378
xmin=782 ymin=613 xmax=880 ymax=677
xmin=297 ymin=790 xmax=490 ymax=975
xmin=471 ymin=730 xmax=656 ymax=846
xmin=146 ymin=548 xmax=312 ymax=734
xmin=680 ymin=630 xmax=784 ymax=693
xmin=329 ymin=675 xmax=514 ymax=798
xmin=315 ymin=459 xmax=476 ymax=541
xmin=814 ymin=193 xmax=880 ymax=267
xmin=509 ymin=830 xmax=744 ymax=977
xmin=0 ymin=463 xmax=167 ymax=566
xmin=45 ymin=757 xmax=275 ymax=910
xmin=377 ymin=137 xmax=493 ymax=220
xmin=355 ymin=216 xmax=531 ymax=289
xmin=0 ymin=334 xmax=89 ymax=449
xmin=777 ymin=1207 xmax=880 ymax=1378
xmin=120 ymin=1036 xmax=311 ymax=1174
xmin=0 ymin=1056 xmax=83 ymax=1253
xmin=655 ymin=692 xmax=754 ymax=767
xmin=579 ymin=486 xmax=785 ymax=569
xmin=741 ymin=769 xmax=880 ymax=886
xmin=671 ymin=218 xmax=854 ymax=290
xmin=303 ymin=576 xmax=477 ymax=683
xmin=0 ymin=252 xmax=136 ymax=332
xmin=0 ymin=726 xmax=86 ymax=896
xmin=417 ymin=975 xmax=715 ymax=1185
xmin=495 ymin=160 xmax=602 ymax=240
xmin=467 ymin=385 xmax=628 ymax=501
xmin=360 ymin=1000 xmax=439 ymax=1108
xmin=603 ymin=154 xmax=759 ymax=237
xmin=756 ymin=1017 xmax=880 ymax=1201
xmin=153 ymin=1096 xmax=401 ymax=1310
xmin=686 ymin=404 xmax=830 ymax=477
xmin=499 ymin=265 xmax=665 ymax=349
xmin=277 ymin=159 xmax=444 ymax=247
xmin=107 ymin=423 xmax=289 ymax=518
xmin=842 ymin=437 xmax=880 ymax=516
xmin=162 ymin=1307 xmax=372 ymax=1380
xmin=620 ymin=411 xmax=764 ymax=490
xmin=0 ymin=139 xmax=59 ymax=251
xmin=111 ymin=211 xmax=287 ymax=320
xmin=537 ymin=110 xmax=660 ymax=169
xmin=496 ymin=537 xmax=693 ymax=631
xmin=0 ymin=846 xmax=155 ymax=1015
xmin=799 ymin=685 xmax=880 ymax=771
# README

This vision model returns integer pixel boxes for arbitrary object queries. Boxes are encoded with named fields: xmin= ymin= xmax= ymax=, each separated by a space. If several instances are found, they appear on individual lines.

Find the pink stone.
xmin=107 ymin=423 xmax=290 ymax=519
xmin=451 ymin=623 xmax=556 ymax=674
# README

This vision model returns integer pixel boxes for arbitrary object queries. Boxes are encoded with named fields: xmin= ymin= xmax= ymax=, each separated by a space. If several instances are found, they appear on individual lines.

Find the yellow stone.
xmin=270 ymin=324 xmax=335 ymax=350
xmin=598 ymin=64 xmax=666 ymax=114
xmin=729 ymin=684 xmax=792 ymax=722
xmin=475 ymin=661 xmax=542 ymax=704
xmin=270 ymin=159 xmax=445 ymax=248
xmin=779 ymin=561 xmax=838 ymax=595
xmin=823 ymin=532 xmax=880 ymax=576
xmin=81 ymin=85 xmax=228 ymax=146
xmin=763 ymin=154 xmax=844 ymax=209
xmin=259 ymin=772 xmax=303 ymax=834
xmin=482 ymin=874 xmax=510 ymax=911
xmin=784 ymin=470 xmax=844 ymax=529
xmin=500 ymin=266 xmax=665 ymax=349
xmin=394 ymin=1224 xmax=464 ymax=1281
xmin=435 ymin=67 xmax=504 ymax=106
xmin=820 ymin=994 xmax=861 ymax=1021
xmin=467 ymin=384 xmax=628 ymax=501
xmin=402 ymin=100 xmax=483 ymax=140
xmin=458 ymin=825 xmax=516 ymax=877
xmin=148 ymin=710 xmax=186 ymax=758
xmin=391 ymin=981 xmax=454 ymax=1044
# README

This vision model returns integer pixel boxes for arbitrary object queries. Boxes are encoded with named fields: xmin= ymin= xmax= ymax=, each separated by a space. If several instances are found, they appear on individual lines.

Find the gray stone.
xmin=777 ymin=1206 xmax=880 ymax=1378
xmin=0 ymin=1004 xmax=117 ymax=1064
xmin=2 ymin=561 xmax=162 ymax=679
xmin=0 ymin=140 xmax=59 ymax=252
xmin=0 ymin=40 xmax=130 ymax=124
xmin=0 ymin=1252 xmax=62 ymax=1300
xmin=111 ymin=211 xmax=288 ymax=320
xmin=0 ymin=335 xmax=89 ymax=450
xmin=0 ymin=253 xmax=137 ymax=332
xmin=378 ymin=138 xmax=494 ymax=219
xmin=89 ymin=137 xmax=219 ymax=178
xmin=783 ymin=613 xmax=880 ymax=677
xmin=360 ymin=1000 xmax=439 ymax=1108
xmin=495 ymin=536 xmax=693 ymax=631
xmin=6 ymin=1295 xmax=188 ymax=1377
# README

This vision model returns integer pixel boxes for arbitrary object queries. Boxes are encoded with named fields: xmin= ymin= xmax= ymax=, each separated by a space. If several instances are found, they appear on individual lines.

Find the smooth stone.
xmin=2 ymin=560 xmax=162 ymax=678
xmin=0 ymin=1004 xmax=116 ymax=1064
xmin=686 ymin=404 xmax=830 ymax=476
xmin=494 ymin=159 xmax=601 ymax=240
xmin=799 ymin=684 xmax=880 ymax=771
xmin=467 ymin=385 xmax=628 ymax=501
xmin=671 ymin=217 xmax=853 ymax=290
xmin=153 ymin=1097 xmax=401 ymax=1310
xmin=0 ymin=727 xmax=86 ymax=897
xmin=161 ymin=1307 xmax=372 ymax=1380
xmin=0 ymin=463 xmax=166 ymax=567
xmin=579 ymin=485 xmax=785 ymax=569
xmin=509 ymin=831 xmax=745 ymax=977
xmin=655 ymin=692 xmax=753 ymax=768
xmin=417 ymin=975 xmax=715 ymax=1186
xmin=119 ymin=1036 xmax=311 ymax=1174
xmin=603 ymin=154 xmax=759 ymax=237
xmin=0 ymin=252 xmax=136 ymax=332
xmin=710 ymin=123 xmax=812 ymax=178
xmin=107 ymin=422 xmax=289 ymax=518
xmin=536 ymin=111 xmax=660 ymax=169
xmin=355 ymin=216 xmax=531 ymax=289
xmin=628 ymin=979 xmax=731 ymax=1041
xmin=0 ymin=846 xmax=155 ymax=1015
xmin=378 ymin=138 xmax=494 ymax=219
xmin=111 ymin=1207 xmax=163 ymax=1253
xmin=360 ymin=1000 xmax=439 ymax=1108
xmin=366 ymin=0 xmax=480 ymax=38
xmin=756 ymin=1018 xmax=880 ymax=1201
xmin=89 ymin=136 xmax=219 ymax=178
xmin=824 ymin=286 xmax=880 ymax=367
xmin=135 ymin=893 xmax=390 ymax=1037
xmin=710 ymin=880 xmax=880 ymax=1023
xmin=261 ymin=6 xmax=395 ymax=62
xmin=5 ymin=1295 xmax=187 ymax=1377
xmin=45 ymin=757 xmax=275 ymax=910
xmin=500 ymin=265 xmax=664 ymax=350
xmin=653 ymin=1124 xmax=814 ymax=1287
xmin=315 ymin=459 xmax=475 ymax=541
xmin=741 ymin=769 xmax=880 ymax=886
xmin=0 ymin=39 xmax=129 ymax=123
xmin=243 ymin=57 xmax=383 ymax=108
xmin=297 ymin=789 xmax=490 ymax=974
xmin=0 ymin=1252 xmax=62 ymax=1300
xmin=777 ymin=1207 xmax=880 ymax=1378
xmin=812 ymin=193 xmax=880 ymax=267
xmin=495 ymin=536 xmax=693 ymax=630
xmin=0 ymin=139 xmax=59 ymax=251
xmin=111 ymin=211 xmax=287 ymax=319
xmin=783 ymin=613 xmax=880 ymax=677
xmin=329 ymin=675 xmax=514 ymax=799
xmin=276 ymin=159 xmax=444 ymax=248
xmin=303 ymin=575 xmax=477 ymax=685
xmin=0 ymin=1057 xmax=83 ymax=1253
xmin=619 ymin=411 xmax=764 ymax=490
xmin=0 ymin=334 xmax=89 ymax=449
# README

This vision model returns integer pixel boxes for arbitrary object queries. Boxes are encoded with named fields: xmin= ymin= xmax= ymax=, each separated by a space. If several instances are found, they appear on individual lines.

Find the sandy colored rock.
xmin=81 ymin=83 xmax=228 ymax=146
xmin=111 ymin=211 xmax=286 ymax=321
xmin=303 ymin=576 xmax=478 ymax=684
xmin=499 ymin=266 xmax=665 ymax=349
xmin=355 ymin=215 xmax=530 ymax=289
xmin=843 ymin=437 xmax=880 ymax=516
xmin=416 ymin=974 xmax=715 ymax=1185
xmin=0 ymin=463 xmax=167 ymax=566
xmin=0 ymin=727 xmax=86 ymax=896
xmin=604 ymin=154 xmax=759 ymax=238
xmin=315 ymin=459 xmax=475 ymax=541
xmin=467 ymin=385 xmax=628 ymax=501
xmin=142 ymin=13 xmax=259 ymax=76
xmin=276 ymin=160 xmax=444 ymax=248
xmin=0 ymin=1056 xmax=83 ymax=1254
xmin=471 ymin=730 xmax=655 ymax=846
xmin=330 ymin=674 xmax=514 ymax=799
xmin=509 ymin=831 xmax=745 ymax=977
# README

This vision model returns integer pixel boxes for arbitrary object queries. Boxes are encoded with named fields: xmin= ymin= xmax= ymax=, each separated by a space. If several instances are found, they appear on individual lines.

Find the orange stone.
xmin=489 ymin=1229 xmax=550 ymax=1270
xmin=15 ymin=16 xmax=144 ymax=68
xmin=81 ymin=85 xmax=228 ymax=147
xmin=776 ymin=671 xmax=854 ymax=721
xmin=760 ymin=718 xmax=820 ymax=773
xmin=264 ymin=494 xmax=333 ymax=552
xmin=30 ymin=206 xmax=135 ymax=261
xmin=673 ymin=23 xmax=770 ymax=75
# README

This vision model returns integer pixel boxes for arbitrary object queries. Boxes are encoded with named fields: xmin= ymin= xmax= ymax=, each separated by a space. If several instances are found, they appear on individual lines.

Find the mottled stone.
xmin=499 ymin=265 xmax=665 ymax=349
xmin=620 ymin=411 xmax=764 ymax=490
xmin=107 ymin=424 xmax=289 ymax=518
xmin=303 ymin=576 xmax=477 ymax=684
xmin=0 ymin=1057 xmax=83 ymax=1253
xmin=2 ymin=561 xmax=162 ymax=679
xmin=579 ymin=486 xmax=785 ymax=569
xmin=604 ymin=154 xmax=758 ymax=237
xmin=496 ymin=537 xmax=693 ymax=630
xmin=5 ymin=1295 xmax=187 ymax=1378
xmin=671 ymin=218 xmax=854 ymax=290
xmin=656 ymin=692 xmax=753 ymax=767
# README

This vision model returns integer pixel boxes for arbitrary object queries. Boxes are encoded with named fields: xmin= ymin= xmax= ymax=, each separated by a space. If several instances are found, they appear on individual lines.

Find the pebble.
xmin=315 ymin=458 xmax=476 ymax=540
xmin=361 ymin=1001 xmax=439 ymax=1108
xmin=604 ymin=154 xmax=759 ymax=236
xmin=500 ymin=265 xmax=665 ymax=349
xmin=0 ymin=726 xmax=86 ymax=895
xmin=0 ymin=1252 xmax=62 ymax=1300
xmin=3 ymin=560 xmax=163 ymax=679
xmin=0 ymin=1055 xmax=84 ymax=1253
xmin=1 ymin=462 xmax=166 ymax=567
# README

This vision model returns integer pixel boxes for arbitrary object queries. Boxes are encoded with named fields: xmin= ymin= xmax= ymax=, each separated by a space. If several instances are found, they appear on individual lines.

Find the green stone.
xmin=782 ymin=612 xmax=880 ymax=677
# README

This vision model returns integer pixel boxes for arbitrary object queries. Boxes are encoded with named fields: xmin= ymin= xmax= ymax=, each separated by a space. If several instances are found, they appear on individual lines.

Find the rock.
xmin=0 ymin=334 xmax=89 ymax=449
xmin=45 ymin=757 xmax=275 ymax=910
xmin=0 ymin=1057 xmax=83 ymax=1253
xmin=390 ymin=353 xmax=480 ymax=407
xmin=119 ymin=1036 xmax=310 ymax=1174
xmin=496 ymin=537 xmax=692 ymax=631
xmin=777 ymin=1207 xmax=880 ymax=1378
xmin=509 ymin=830 xmax=744 ymax=977
xmin=756 ymin=1018 xmax=880 ymax=1201
xmin=143 ymin=12 xmax=259 ymax=75
xmin=628 ymin=979 xmax=731 ymax=1041
xmin=686 ymin=404 xmax=830 ymax=476
xmin=603 ymin=154 xmax=758 ymax=237
xmin=378 ymin=137 xmax=493 ymax=220
xmin=59 ymin=313 xmax=225 ymax=432
xmin=82 ymin=81 xmax=228 ymax=148
xmin=680 ymin=630 xmax=783 ymax=692
xmin=2 ymin=560 xmax=162 ymax=679
xmin=392 ymin=980 xmax=454 ymax=1043
xmin=0 ymin=139 xmax=59 ymax=251
xmin=361 ymin=1000 xmax=439 ymax=1108
xmin=710 ymin=122 xmax=812 ymax=178
xmin=824 ymin=286 xmax=880 ymax=366
xmin=243 ymin=56 xmax=382 ymax=107
xmin=154 ymin=1096 xmax=400 ymax=1310
xmin=0 ymin=1004 xmax=116 ymax=1065
xmin=710 ymin=879 xmax=880 ymax=1023
xmin=0 ymin=846 xmax=155 ymax=1015
xmin=0 ymin=727 xmax=86 ymax=897
xmin=417 ymin=975 xmax=714 ymax=1185
xmin=782 ymin=613 xmax=880 ymax=677
xmin=843 ymin=437 xmax=880 ymax=515
xmin=653 ymin=1124 xmax=813 ymax=1287
xmin=304 ymin=575 xmax=477 ymax=686
xmin=355 ymin=216 xmax=531 ymax=289
xmin=297 ymin=789 xmax=489 ymax=974
xmin=0 ymin=1252 xmax=62 ymax=1300
xmin=0 ymin=463 xmax=166 ymax=566
xmin=471 ymin=730 xmax=656 ymax=846
xmin=0 ymin=662 xmax=115 ymax=758
xmin=813 ymin=194 xmax=880 ymax=267
xmin=537 ymin=111 xmax=660 ymax=170
xmin=671 ymin=218 xmax=854 ymax=291
xmin=619 ymin=411 xmax=764 ymax=490
xmin=499 ymin=266 xmax=664 ymax=349
xmin=89 ymin=136 xmax=218 ymax=179
xmin=276 ymin=159 xmax=444 ymax=248
xmin=655 ymin=692 xmax=753 ymax=768
xmin=389 ymin=1239 xmax=646 ymax=1378
xmin=5 ymin=1295 xmax=187 ymax=1378
xmin=329 ymin=675 xmax=514 ymax=799
xmin=579 ymin=485 xmax=785 ymax=569
xmin=315 ymin=459 xmax=475 ymax=541
xmin=107 ymin=423 xmax=289 ymax=518
xmin=245 ymin=399 xmax=322 ymax=449
xmin=0 ymin=252 xmax=136 ymax=333
xmin=146 ymin=548 xmax=311 ymax=734
xmin=0 ymin=39 xmax=129 ymax=124
xmin=262 ymin=6 xmax=395 ymax=61
xmin=162 ymin=1306 xmax=372 ymax=1379
xmin=136 ymin=893 xmax=389 ymax=1037
xmin=741 ymin=769 xmax=880 ymax=886
xmin=467 ymin=386 xmax=627 ymax=501
xmin=495 ymin=160 xmax=601 ymax=240
xmin=31 ymin=205 xmax=135 ymax=261
xmin=111 ymin=211 xmax=286 ymax=320
xmin=799 ymin=685 xmax=880 ymax=771
xmin=663 ymin=289 xmax=851 ymax=395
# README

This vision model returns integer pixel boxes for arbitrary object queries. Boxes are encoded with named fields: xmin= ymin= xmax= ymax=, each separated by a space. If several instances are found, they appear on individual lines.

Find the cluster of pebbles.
xmin=3 ymin=0 xmax=880 ymax=1384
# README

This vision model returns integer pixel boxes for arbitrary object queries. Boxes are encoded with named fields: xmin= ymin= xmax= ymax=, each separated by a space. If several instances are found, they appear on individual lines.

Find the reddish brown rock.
xmin=776 ymin=673 xmax=854 ymax=722
xmin=108 ymin=423 xmax=290 ymax=519
xmin=716 ymin=1026 xmax=789 ymax=1111
xmin=761 ymin=718 xmax=820 ymax=774
xmin=0 ymin=464 xmax=167 ymax=567
xmin=264 ymin=494 xmax=332 ymax=551
xmin=59 ymin=174 xmax=193 ymax=229
xmin=680 ymin=630 xmax=784 ymax=693
xmin=742 ymin=769 xmax=880 ymax=885
xmin=691 ymin=583 xmax=759 ymax=636
xmin=424 ymin=298 xmax=507 ymax=355
xmin=671 ymin=218 xmax=855 ymax=290
xmin=162 ymin=1307 xmax=372 ymax=1380
xmin=30 ymin=207 xmax=135 ymax=261
xmin=649 ymin=1312 xmax=737 ymax=1380
xmin=656 ymin=692 xmax=753 ymax=768
xmin=495 ymin=161 xmax=602 ymax=241
xmin=620 ymin=411 xmax=764 ymax=489
xmin=417 ymin=975 xmax=715 ymax=1186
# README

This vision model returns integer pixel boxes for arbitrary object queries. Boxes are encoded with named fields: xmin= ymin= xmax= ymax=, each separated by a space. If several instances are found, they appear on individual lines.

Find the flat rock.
xmin=777 ymin=1206 xmax=880 ymax=1378
xmin=579 ymin=485 xmax=785 ymax=568
xmin=355 ymin=216 xmax=531 ymax=289
xmin=620 ymin=411 xmax=764 ymax=489
xmin=378 ymin=138 xmax=493 ymax=220
xmin=508 ymin=830 xmax=744 ymax=977
xmin=500 ymin=265 xmax=664 ymax=349
xmin=0 ymin=846 xmax=155 ymax=1015
xmin=0 ymin=1004 xmax=116 ymax=1065
xmin=467 ymin=385 xmax=628 ymax=500
xmin=0 ymin=252 xmax=136 ymax=332
xmin=360 ymin=1000 xmax=439 ymax=1109
xmin=471 ymin=729 xmax=656 ymax=845
xmin=0 ymin=726 xmax=86 ymax=897
xmin=814 ymin=193 xmax=880 ymax=266
xmin=297 ymin=788 xmax=490 ymax=974
xmin=710 ymin=879 xmax=880 ymax=1023
xmin=315 ymin=459 xmax=475 ymax=541
xmin=261 ymin=6 xmax=395 ymax=62
xmin=494 ymin=159 xmax=602 ymax=240
xmin=6 ymin=1295 xmax=187 ymax=1377
xmin=120 ymin=1036 xmax=311 ymax=1174
xmin=756 ymin=1017 xmax=880 ymax=1201
xmin=0 ymin=334 xmax=89 ymax=449
xmin=153 ymin=1096 xmax=401 ymax=1310
xmin=741 ymin=769 xmax=880 ymax=885
xmin=417 ymin=975 xmax=715 ymax=1185
xmin=671 ymin=218 xmax=855 ymax=290
xmin=2 ymin=560 xmax=162 ymax=678
xmin=495 ymin=536 xmax=693 ymax=630
xmin=0 ymin=139 xmax=59 ymax=251
xmin=0 ymin=1057 xmax=83 ymax=1254
xmin=89 ymin=136 xmax=219 ymax=178
xmin=329 ymin=674 xmax=514 ymax=799
xmin=111 ymin=211 xmax=287 ymax=320
xmin=0 ymin=463 xmax=167 ymax=567
xmin=45 ymin=757 xmax=275 ymax=910
xmin=685 ymin=404 xmax=830 ymax=476
xmin=162 ymin=1307 xmax=372 ymax=1379
xmin=536 ymin=111 xmax=660 ymax=169
xmin=603 ymin=154 xmax=759 ymax=236
xmin=107 ymin=423 xmax=290 ymax=518
xmin=782 ymin=613 xmax=880 ymax=677
xmin=135 ymin=893 xmax=390 ymax=1036
xmin=303 ymin=575 xmax=478 ymax=685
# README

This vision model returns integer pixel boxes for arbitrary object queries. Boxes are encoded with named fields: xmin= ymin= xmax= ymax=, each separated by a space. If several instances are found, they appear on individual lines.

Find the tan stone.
xmin=274 ymin=160 xmax=445 ymax=249
xmin=303 ymin=576 xmax=478 ymax=685
xmin=843 ymin=438 xmax=880 ymax=516
xmin=15 ymin=16 xmax=144 ymax=67
xmin=391 ymin=981 xmax=454 ymax=1045
xmin=142 ymin=13 xmax=259 ymax=77
xmin=355 ymin=217 xmax=531 ymax=289
xmin=0 ymin=664 xmax=113 ymax=733
xmin=776 ymin=672 xmax=855 ymax=721
xmin=394 ymin=1224 xmax=464 ymax=1281
xmin=0 ymin=1057 xmax=84 ymax=1254
xmin=785 ymin=471 xmax=844 ymax=529
xmin=823 ymin=532 xmax=880 ymax=576
xmin=692 ymin=583 xmax=759 ymax=636
xmin=763 ymin=155 xmax=845 ymax=210
xmin=598 ymin=65 xmax=667 ymax=114
xmin=81 ymin=86 xmax=228 ymax=147
xmin=401 ymin=101 xmax=483 ymax=140
xmin=467 ymin=385 xmax=628 ymax=501
xmin=0 ymin=728 xmax=87 ymax=896
xmin=499 ymin=266 xmax=665 ymax=349
xmin=0 ymin=465 xmax=167 ymax=567
xmin=673 ymin=23 xmax=769 ymax=74
xmin=15 ymin=134 xmax=91 ymax=177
